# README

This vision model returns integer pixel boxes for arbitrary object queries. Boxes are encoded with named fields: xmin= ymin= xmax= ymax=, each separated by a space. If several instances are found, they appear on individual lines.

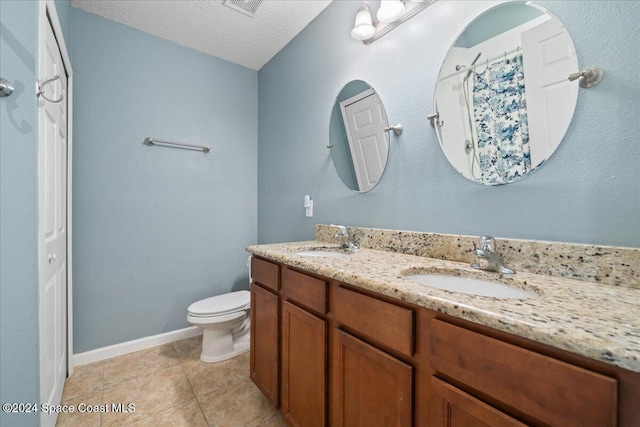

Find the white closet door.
xmin=39 ymin=14 xmax=68 ymax=427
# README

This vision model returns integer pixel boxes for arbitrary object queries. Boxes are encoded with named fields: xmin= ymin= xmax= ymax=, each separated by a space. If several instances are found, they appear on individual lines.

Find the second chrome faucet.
xmin=331 ymin=224 xmax=359 ymax=251
xmin=471 ymin=236 xmax=515 ymax=274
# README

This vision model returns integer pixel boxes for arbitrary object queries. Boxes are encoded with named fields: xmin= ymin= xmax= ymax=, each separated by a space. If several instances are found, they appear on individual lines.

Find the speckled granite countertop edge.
xmin=247 ymin=241 xmax=640 ymax=373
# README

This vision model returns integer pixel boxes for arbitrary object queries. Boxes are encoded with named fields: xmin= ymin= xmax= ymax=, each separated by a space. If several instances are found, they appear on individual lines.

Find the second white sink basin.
xmin=404 ymin=273 xmax=536 ymax=299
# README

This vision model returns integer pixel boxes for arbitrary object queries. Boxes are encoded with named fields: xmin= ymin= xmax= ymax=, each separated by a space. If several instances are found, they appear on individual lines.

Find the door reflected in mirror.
xmin=434 ymin=2 xmax=579 ymax=185
xmin=330 ymin=80 xmax=390 ymax=193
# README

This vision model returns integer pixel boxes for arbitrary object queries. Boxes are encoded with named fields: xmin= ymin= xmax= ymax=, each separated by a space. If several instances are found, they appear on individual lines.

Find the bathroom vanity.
xmin=247 ymin=226 xmax=640 ymax=427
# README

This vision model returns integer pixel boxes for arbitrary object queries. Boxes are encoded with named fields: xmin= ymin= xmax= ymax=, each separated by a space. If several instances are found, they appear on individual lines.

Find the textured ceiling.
xmin=71 ymin=0 xmax=333 ymax=70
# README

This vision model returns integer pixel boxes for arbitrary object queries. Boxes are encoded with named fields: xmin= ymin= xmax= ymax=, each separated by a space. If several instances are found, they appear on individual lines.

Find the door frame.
xmin=37 ymin=0 xmax=74 ymax=384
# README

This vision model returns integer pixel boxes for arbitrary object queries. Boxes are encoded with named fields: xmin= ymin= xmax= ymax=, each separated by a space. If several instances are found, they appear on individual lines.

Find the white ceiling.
xmin=71 ymin=0 xmax=334 ymax=71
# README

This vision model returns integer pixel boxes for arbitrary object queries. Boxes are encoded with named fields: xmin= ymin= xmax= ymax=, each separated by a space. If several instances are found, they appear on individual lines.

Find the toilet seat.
xmin=187 ymin=290 xmax=250 ymax=318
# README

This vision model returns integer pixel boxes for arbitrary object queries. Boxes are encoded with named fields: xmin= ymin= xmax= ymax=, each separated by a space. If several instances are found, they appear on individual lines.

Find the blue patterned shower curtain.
xmin=472 ymin=53 xmax=530 ymax=185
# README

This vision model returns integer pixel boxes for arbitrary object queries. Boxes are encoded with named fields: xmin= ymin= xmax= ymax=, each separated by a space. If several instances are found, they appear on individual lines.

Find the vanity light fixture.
xmin=350 ymin=1 xmax=376 ymax=41
xmin=377 ymin=0 xmax=405 ymax=23
xmin=351 ymin=0 xmax=438 ymax=45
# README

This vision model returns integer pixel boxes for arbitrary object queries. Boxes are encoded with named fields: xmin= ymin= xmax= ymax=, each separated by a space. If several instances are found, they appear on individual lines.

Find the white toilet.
xmin=187 ymin=290 xmax=251 ymax=363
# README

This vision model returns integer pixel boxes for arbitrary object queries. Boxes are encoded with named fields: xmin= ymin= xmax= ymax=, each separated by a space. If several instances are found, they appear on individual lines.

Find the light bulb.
xmin=351 ymin=2 xmax=376 ymax=40
xmin=377 ymin=0 xmax=405 ymax=23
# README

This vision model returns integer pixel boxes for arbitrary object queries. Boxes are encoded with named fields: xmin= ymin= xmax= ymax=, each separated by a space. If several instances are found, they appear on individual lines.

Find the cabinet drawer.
xmin=282 ymin=268 xmax=327 ymax=314
xmin=430 ymin=319 xmax=617 ymax=427
xmin=251 ymin=257 xmax=279 ymax=291
xmin=333 ymin=286 xmax=414 ymax=357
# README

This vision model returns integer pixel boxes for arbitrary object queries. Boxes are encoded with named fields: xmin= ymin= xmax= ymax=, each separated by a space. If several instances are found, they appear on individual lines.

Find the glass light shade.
xmin=377 ymin=0 xmax=405 ymax=23
xmin=351 ymin=4 xmax=376 ymax=40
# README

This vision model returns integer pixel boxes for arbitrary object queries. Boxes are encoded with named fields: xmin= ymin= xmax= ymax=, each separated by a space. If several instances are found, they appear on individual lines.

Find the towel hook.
xmin=37 ymin=75 xmax=64 ymax=103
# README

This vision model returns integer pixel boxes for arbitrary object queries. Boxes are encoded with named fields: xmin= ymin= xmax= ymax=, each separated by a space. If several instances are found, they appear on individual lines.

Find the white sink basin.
xmin=404 ymin=273 xmax=535 ymax=299
xmin=294 ymin=250 xmax=348 ymax=258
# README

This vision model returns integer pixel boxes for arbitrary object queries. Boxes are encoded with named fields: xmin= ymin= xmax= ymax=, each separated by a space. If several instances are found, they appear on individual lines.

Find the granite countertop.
xmin=247 ymin=240 xmax=640 ymax=373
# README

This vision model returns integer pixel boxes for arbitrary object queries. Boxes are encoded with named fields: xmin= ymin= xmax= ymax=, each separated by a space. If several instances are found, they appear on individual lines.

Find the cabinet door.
xmin=332 ymin=330 xmax=412 ymax=427
xmin=282 ymin=301 xmax=326 ymax=427
xmin=431 ymin=377 xmax=527 ymax=427
xmin=250 ymin=283 xmax=279 ymax=406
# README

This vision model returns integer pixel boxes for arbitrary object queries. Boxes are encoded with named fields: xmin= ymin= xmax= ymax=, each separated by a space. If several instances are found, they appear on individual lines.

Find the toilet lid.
xmin=188 ymin=290 xmax=250 ymax=317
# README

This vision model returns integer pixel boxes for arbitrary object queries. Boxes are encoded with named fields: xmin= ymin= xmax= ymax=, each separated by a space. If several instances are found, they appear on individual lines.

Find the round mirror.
xmin=330 ymin=80 xmax=390 ymax=192
xmin=434 ymin=2 xmax=579 ymax=185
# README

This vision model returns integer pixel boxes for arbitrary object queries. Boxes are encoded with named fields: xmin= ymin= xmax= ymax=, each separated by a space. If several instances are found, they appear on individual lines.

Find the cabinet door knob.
xmin=48 ymin=253 xmax=57 ymax=263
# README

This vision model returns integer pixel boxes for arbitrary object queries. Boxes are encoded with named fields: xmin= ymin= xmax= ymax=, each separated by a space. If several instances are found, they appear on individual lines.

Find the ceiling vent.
xmin=222 ymin=0 xmax=264 ymax=17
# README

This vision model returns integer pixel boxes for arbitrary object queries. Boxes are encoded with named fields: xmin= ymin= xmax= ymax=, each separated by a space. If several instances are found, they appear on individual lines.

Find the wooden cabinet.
xmin=332 ymin=285 xmax=417 ymax=426
xmin=332 ymin=329 xmax=413 ymax=427
xmin=282 ymin=301 xmax=326 ymax=427
xmin=250 ymin=260 xmax=329 ymax=427
xmin=281 ymin=268 xmax=328 ymax=427
xmin=430 ymin=377 xmax=526 ymax=427
xmin=249 ymin=256 xmax=638 ymax=427
xmin=250 ymin=282 xmax=280 ymax=406
xmin=249 ymin=255 xmax=282 ymax=406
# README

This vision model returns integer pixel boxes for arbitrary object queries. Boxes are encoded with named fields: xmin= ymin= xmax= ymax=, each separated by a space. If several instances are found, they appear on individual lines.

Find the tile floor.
xmin=56 ymin=336 xmax=287 ymax=426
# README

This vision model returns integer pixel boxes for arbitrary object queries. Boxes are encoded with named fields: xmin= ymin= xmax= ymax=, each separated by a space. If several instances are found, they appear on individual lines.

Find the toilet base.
xmin=200 ymin=328 xmax=250 ymax=363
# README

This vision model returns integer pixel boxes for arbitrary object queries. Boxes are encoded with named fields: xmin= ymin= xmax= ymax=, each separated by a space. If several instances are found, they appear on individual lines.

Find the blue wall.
xmin=455 ymin=3 xmax=544 ymax=48
xmin=258 ymin=0 xmax=640 ymax=247
xmin=1 ymin=2 xmax=639 ymax=418
xmin=54 ymin=0 xmax=72 ymax=43
xmin=1 ymin=1 xmax=46 ymax=425
xmin=71 ymin=9 xmax=258 ymax=352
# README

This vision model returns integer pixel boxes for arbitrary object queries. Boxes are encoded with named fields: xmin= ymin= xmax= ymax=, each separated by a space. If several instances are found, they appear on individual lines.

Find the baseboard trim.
xmin=73 ymin=326 xmax=203 ymax=366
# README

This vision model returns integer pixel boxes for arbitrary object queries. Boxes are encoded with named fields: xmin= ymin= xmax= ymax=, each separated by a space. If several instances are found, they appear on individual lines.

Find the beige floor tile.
xmin=55 ymin=391 xmax=102 ymax=427
xmin=245 ymin=410 xmax=289 ymax=427
xmin=101 ymin=365 xmax=194 ymax=426
xmin=62 ymin=361 xmax=105 ymax=402
xmin=182 ymin=351 xmax=250 ymax=397
xmin=128 ymin=399 xmax=208 ymax=427
xmin=104 ymin=343 xmax=180 ymax=388
xmin=172 ymin=335 xmax=202 ymax=361
xmin=198 ymin=377 xmax=284 ymax=427
xmin=56 ymin=340 xmax=279 ymax=426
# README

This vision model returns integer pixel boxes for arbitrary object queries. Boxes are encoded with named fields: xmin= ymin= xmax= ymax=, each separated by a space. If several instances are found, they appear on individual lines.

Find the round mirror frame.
xmin=433 ymin=2 xmax=579 ymax=185
xmin=329 ymin=80 xmax=390 ymax=193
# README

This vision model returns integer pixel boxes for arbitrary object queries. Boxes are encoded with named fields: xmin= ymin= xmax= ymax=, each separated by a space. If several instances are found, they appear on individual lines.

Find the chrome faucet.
xmin=330 ymin=224 xmax=359 ymax=251
xmin=471 ymin=236 xmax=515 ymax=274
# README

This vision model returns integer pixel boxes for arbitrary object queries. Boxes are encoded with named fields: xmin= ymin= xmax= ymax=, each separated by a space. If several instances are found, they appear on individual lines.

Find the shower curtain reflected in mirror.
xmin=471 ymin=53 xmax=530 ymax=185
